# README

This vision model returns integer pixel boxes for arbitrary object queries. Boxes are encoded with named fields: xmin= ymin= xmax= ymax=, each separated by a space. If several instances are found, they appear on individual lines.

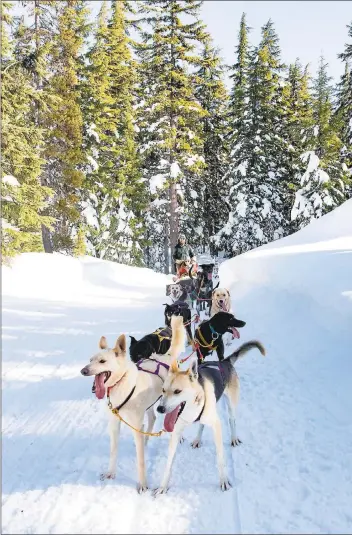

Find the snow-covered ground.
xmin=2 ymin=199 xmax=352 ymax=534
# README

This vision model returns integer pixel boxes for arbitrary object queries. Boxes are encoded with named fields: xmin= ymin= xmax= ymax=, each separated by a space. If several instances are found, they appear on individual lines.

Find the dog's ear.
xmin=99 ymin=336 xmax=107 ymax=350
xmin=170 ymin=358 xmax=179 ymax=374
xmin=188 ymin=357 xmax=198 ymax=381
xmin=226 ymin=288 xmax=231 ymax=298
xmin=129 ymin=335 xmax=137 ymax=345
xmin=114 ymin=334 xmax=126 ymax=355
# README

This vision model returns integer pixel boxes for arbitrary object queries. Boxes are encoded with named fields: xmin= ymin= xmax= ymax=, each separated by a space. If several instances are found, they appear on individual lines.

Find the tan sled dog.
xmin=154 ymin=341 xmax=265 ymax=495
xmin=80 ymin=315 xmax=185 ymax=493
xmin=210 ymin=287 xmax=232 ymax=317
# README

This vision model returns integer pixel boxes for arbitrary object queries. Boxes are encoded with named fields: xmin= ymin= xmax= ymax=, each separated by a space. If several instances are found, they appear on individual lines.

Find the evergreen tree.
xmin=194 ymin=38 xmax=229 ymax=253
xmin=1 ymin=2 xmax=53 ymax=260
xmin=43 ymin=0 xmax=89 ymax=254
xmin=335 ymin=22 xmax=352 ymax=194
xmin=136 ymin=0 xmax=208 ymax=273
xmin=291 ymin=57 xmax=348 ymax=228
xmin=282 ymin=61 xmax=315 ymax=231
xmin=217 ymin=19 xmax=287 ymax=255
xmin=82 ymin=0 xmax=147 ymax=265
xmin=9 ymin=1 xmax=57 ymax=252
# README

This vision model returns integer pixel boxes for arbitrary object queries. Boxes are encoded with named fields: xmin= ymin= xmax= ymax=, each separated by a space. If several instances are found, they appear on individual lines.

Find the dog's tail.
xmin=169 ymin=315 xmax=186 ymax=361
xmin=228 ymin=340 xmax=266 ymax=365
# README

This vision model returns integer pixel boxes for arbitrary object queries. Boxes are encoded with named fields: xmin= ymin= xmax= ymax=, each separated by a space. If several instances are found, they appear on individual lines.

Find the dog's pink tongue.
xmin=164 ymin=405 xmax=181 ymax=432
xmin=231 ymin=327 xmax=240 ymax=339
xmin=94 ymin=373 xmax=106 ymax=400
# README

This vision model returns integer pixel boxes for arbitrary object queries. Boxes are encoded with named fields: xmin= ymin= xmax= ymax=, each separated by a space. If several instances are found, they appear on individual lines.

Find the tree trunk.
xmin=163 ymin=217 xmax=170 ymax=274
xmin=168 ymin=0 xmax=178 ymax=268
xmin=41 ymin=223 xmax=53 ymax=253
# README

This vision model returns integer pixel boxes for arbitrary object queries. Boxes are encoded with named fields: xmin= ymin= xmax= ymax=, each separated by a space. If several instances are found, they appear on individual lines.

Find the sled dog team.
xmin=81 ymin=286 xmax=265 ymax=495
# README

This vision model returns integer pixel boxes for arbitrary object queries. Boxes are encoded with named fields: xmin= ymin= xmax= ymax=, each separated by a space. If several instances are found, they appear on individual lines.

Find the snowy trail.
xmin=2 ymin=295 xmax=241 ymax=534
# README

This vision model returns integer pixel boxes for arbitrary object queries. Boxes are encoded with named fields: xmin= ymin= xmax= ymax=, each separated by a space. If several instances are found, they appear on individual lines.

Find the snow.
xmin=87 ymin=123 xmax=100 ymax=143
xmin=82 ymin=203 xmax=99 ymax=229
xmin=236 ymin=194 xmax=247 ymax=218
xmin=170 ymin=161 xmax=181 ymax=179
xmin=219 ymin=199 xmax=352 ymax=534
xmin=2 ymin=253 xmax=241 ymax=534
xmin=2 ymin=174 xmax=20 ymax=186
xmin=87 ymin=155 xmax=99 ymax=171
xmin=190 ymin=189 xmax=198 ymax=199
xmin=149 ymin=173 xmax=166 ymax=194
xmin=1 ymin=218 xmax=19 ymax=231
xmin=3 ymin=200 xmax=352 ymax=534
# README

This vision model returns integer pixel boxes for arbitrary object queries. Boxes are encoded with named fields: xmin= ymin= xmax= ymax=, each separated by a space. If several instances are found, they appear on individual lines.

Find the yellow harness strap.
xmin=194 ymin=327 xmax=217 ymax=349
xmin=152 ymin=327 xmax=172 ymax=347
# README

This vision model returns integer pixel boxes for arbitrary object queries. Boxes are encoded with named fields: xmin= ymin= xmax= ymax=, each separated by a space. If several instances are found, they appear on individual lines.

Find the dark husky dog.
xmin=164 ymin=301 xmax=194 ymax=346
xmin=194 ymin=311 xmax=246 ymax=363
xmin=129 ymin=326 xmax=172 ymax=363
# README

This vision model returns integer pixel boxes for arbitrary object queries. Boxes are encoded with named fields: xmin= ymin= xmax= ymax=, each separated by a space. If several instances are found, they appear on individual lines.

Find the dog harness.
xmin=194 ymin=323 xmax=221 ymax=355
xmin=136 ymin=358 xmax=170 ymax=380
xmin=152 ymin=327 xmax=172 ymax=352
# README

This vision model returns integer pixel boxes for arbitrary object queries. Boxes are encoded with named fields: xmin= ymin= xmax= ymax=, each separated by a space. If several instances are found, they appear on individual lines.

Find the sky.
xmin=12 ymin=0 xmax=350 ymax=84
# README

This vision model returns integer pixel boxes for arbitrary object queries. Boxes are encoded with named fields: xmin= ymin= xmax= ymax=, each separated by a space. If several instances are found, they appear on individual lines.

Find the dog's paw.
xmin=220 ymin=479 xmax=232 ymax=491
xmin=136 ymin=483 xmax=148 ymax=494
xmin=191 ymin=439 xmax=201 ymax=449
xmin=100 ymin=471 xmax=115 ymax=481
xmin=231 ymin=437 xmax=242 ymax=447
xmin=153 ymin=486 xmax=169 ymax=497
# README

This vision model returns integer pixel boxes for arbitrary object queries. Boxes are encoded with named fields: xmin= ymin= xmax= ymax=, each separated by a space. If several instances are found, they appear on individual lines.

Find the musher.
xmin=173 ymin=233 xmax=196 ymax=277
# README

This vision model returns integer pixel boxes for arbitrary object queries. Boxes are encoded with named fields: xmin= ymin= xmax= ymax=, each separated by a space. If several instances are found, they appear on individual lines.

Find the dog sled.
xmin=166 ymin=254 xmax=217 ymax=313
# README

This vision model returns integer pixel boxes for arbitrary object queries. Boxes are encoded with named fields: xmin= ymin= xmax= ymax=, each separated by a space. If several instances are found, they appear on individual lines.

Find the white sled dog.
xmin=80 ymin=315 xmax=185 ymax=493
xmin=154 ymin=340 xmax=265 ymax=495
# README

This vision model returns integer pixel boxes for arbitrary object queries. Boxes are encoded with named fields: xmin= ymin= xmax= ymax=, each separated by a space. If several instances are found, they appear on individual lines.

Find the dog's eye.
xmin=174 ymin=389 xmax=182 ymax=395
xmin=99 ymin=359 xmax=106 ymax=364
xmin=162 ymin=388 xmax=166 ymax=394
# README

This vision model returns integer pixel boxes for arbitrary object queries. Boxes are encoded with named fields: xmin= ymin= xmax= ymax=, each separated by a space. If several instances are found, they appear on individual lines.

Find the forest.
xmin=2 ymin=0 xmax=351 ymax=273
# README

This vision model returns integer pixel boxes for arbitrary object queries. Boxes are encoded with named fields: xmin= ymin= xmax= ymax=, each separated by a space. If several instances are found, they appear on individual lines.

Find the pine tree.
xmin=1 ymin=2 xmax=54 ymax=260
xmin=282 ymin=61 xmax=315 ymax=231
xmin=335 ymin=22 xmax=352 ymax=195
xmin=8 ymin=1 xmax=57 ymax=252
xmin=194 ymin=38 xmax=229 ymax=253
xmin=291 ymin=57 xmax=348 ymax=227
xmin=217 ymin=18 xmax=287 ymax=255
xmin=136 ymin=0 xmax=208 ymax=273
xmin=82 ymin=0 xmax=147 ymax=265
xmin=43 ymin=0 xmax=89 ymax=254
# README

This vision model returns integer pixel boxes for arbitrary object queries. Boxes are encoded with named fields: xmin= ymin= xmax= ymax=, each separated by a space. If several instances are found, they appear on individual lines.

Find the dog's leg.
xmin=145 ymin=408 xmax=156 ymax=446
xmin=133 ymin=425 xmax=148 ymax=493
xmin=217 ymin=338 xmax=225 ymax=361
xmin=191 ymin=423 xmax=204 ymax=449
xmin=225 ymin=379 xmax=242 ymax=447
xmin=212 ymin=416 xmax=232 ymax=491
xmin=153 ymin=426 xmax=185 ymax=496
xmin=101 ymin=415 xmax=121 ymax=480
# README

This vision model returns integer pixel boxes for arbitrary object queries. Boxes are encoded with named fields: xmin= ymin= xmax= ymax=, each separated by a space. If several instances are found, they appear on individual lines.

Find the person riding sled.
xmin=173 ymin=234 xmax=197 ymax=278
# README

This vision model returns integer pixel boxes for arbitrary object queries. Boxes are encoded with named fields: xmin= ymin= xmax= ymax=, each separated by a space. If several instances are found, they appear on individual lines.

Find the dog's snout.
xmin=81 ymin=367 xmax=89 ymax=376
xmin=157 ymin=405 xmax=166 ymax=414
xmin=219 ymin=299 xmax=224 ymax=304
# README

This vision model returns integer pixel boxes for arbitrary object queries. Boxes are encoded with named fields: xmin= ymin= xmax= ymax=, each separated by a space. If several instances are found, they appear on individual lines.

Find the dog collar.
xmin=209 ymin=324 xmax=220 ymax=339
xmin=108 ymin=385 xmax=136 ymax=411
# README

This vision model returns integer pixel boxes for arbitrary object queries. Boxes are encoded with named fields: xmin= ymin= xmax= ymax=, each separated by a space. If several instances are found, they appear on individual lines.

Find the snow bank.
xmin=219 ymin=199 xmax=352 ymax=533
xmin=2 ymin=253 xmax=170 ymax=305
